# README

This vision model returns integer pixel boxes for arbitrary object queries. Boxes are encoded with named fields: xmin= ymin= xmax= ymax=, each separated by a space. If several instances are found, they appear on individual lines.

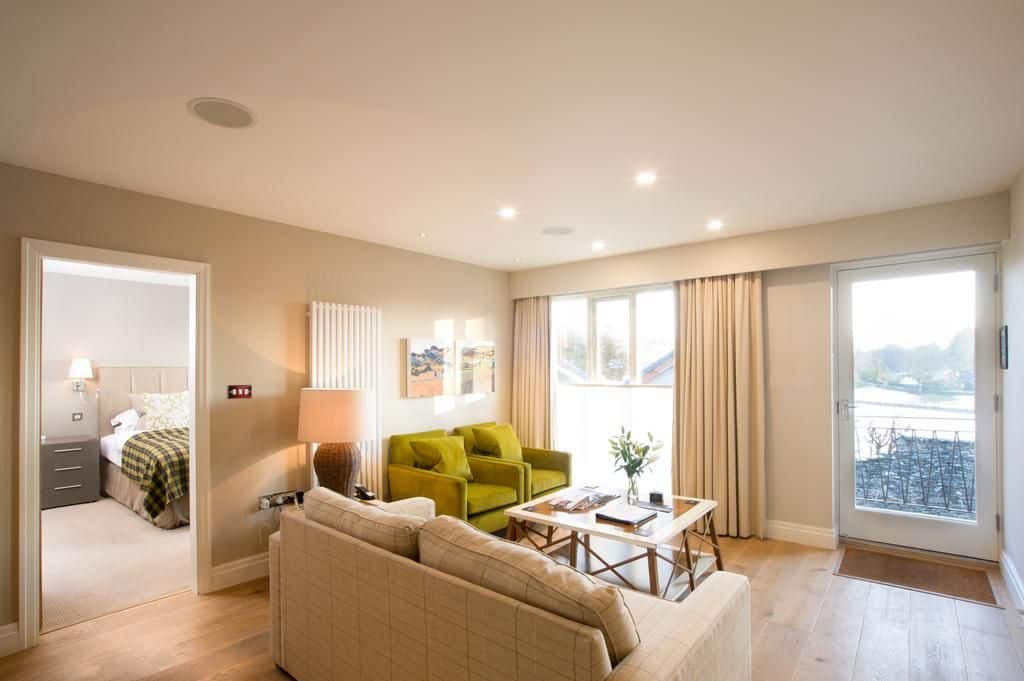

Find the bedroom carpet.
xmin=41 ymin=497 xmax=190 ymax=632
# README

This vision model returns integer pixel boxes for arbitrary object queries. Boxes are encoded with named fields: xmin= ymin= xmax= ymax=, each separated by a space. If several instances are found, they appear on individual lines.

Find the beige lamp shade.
xmin=67 ymin=357 xmax=94 ymax=379
xmin=298 ymin=388 xmax=376 ymax=443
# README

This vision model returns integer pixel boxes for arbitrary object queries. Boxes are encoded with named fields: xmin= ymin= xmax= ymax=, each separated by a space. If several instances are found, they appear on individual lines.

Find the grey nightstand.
xmin=40 ymin=436 xmax=100 ymax=509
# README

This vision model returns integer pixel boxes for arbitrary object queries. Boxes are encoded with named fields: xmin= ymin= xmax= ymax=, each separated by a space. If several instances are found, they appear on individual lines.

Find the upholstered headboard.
xmin=97 ymin=366 xmax=188 ymax=437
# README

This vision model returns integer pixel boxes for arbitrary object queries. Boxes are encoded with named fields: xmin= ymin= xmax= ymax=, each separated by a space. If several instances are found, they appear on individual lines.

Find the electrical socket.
xmin=259 ymin=489 xmax=298 ymax=511
xmin=71 ymin=412 xmax=83 ymax=422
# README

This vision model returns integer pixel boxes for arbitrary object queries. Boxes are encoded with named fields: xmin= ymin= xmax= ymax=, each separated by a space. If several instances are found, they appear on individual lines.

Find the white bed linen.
xmin=100 ymin=431 xmax=134 ymax=467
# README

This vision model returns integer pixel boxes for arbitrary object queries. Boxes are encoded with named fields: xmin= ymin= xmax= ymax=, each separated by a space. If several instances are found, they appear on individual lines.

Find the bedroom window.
xmin=551 ymin=285 xmax=675 ymax=492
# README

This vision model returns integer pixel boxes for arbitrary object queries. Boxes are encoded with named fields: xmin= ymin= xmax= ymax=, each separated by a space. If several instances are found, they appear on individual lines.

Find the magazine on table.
xmin=547 ymin=488 xmax=619 ymax=512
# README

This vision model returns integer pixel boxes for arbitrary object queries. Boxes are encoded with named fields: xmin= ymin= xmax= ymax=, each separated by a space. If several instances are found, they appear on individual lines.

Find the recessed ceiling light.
xmin=498 ymin=206 xmax=518 ymax=219
xmin=707 ymin=218 xmax=724 ymax=231
xmin=634 ymin=170 xmax=657 ymax=186
xmin=591 ymin=240 xmax=606 ymax=251
xmin=541 ymin=226 xmax=576 ymax=236
xmin=188 ymin=97 xmax=254 ymax=128
xmin=419 ymin=232 xmax=427 ymax=238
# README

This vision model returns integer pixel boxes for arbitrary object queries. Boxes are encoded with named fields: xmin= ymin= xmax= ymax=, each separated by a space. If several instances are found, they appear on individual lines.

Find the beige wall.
xmin=0 ymin=162 xmax=512 ymax=626
xmin=763 ymin=266 xmax=834 ymax=529
xmin=510 ymin=192 xmax=1010 ymax=299
xmin=1002 ymin=170 xmax=1024 ymax=594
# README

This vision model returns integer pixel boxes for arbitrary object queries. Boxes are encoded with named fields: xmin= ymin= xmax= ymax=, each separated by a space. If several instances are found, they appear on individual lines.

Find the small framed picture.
xmin=1000 ymin=325 xmax=1009 ymax=370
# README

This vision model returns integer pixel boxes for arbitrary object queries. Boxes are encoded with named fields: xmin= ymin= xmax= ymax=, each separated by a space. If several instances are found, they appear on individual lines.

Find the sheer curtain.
xmin=675 ymin=272 xmax=765 ymax=538
xmin=511 ymin=296 xmax=551 ymax=448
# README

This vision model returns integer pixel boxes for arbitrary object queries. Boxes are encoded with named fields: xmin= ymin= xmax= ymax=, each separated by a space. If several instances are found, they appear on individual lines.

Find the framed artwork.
xmin=405 ymin=338 xmax=452 ymax=397
xmin=458 ymin=340 xmax=496 ymax=394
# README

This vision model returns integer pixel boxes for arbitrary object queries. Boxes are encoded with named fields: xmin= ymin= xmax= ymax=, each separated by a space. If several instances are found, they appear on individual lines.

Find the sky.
xmin=852 ymin=270 xmax=975 ymax=352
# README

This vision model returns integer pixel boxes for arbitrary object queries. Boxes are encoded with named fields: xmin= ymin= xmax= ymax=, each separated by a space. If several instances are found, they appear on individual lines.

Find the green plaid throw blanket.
xmin=121 ymin=428 xmax=189 ymax=519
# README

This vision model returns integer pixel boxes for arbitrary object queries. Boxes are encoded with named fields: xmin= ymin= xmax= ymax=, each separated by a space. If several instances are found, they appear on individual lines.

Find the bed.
xmin=97 ymin=366 xmax=190 ymax=529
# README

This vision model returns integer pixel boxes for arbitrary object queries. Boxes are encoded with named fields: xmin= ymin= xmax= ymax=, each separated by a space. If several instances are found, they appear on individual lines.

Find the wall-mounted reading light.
xmin=67 ymin=357 xmax=93 ymax=393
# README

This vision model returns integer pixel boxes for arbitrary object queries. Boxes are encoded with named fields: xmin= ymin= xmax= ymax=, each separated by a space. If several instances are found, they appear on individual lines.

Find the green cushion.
xmin=466 ymin=483 xmax=517 ymax=515
xmin=410 ymin=436 xmax=474 ymax=481
xmin=531 ymin=468 xmax=568 ymax=495
xmin=472 ymin=424 xmax=523 ymax=462
xmin=453 ymin=421 xmax=496 ymax=454
xmin=389 ymin=429 xmax=446 ymax=467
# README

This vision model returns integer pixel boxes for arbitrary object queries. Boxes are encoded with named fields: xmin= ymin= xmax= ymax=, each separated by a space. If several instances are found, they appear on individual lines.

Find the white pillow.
xmin=109 ymin=409 xmax=140 ymax=430
xmin=130 ymin=391 xmax=190 ymax=431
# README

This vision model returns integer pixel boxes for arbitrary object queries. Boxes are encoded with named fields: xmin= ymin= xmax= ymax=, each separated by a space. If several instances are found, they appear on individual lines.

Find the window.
xmin=551 ymin=286 xmax=675 ymax=492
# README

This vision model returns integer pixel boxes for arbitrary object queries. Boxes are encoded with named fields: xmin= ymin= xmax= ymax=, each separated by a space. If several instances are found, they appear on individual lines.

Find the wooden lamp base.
xmin=313 ymin=442 xmax=362 ymax=497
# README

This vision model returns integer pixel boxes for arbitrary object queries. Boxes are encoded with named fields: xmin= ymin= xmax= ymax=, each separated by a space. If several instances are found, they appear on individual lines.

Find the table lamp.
xmin=297 ymin=388 xmax=376 ymax=496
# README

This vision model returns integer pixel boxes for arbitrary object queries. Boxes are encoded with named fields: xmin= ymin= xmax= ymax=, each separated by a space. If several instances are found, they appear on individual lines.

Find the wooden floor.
xmin=1 ymin=537 xmax=1021 ymax=681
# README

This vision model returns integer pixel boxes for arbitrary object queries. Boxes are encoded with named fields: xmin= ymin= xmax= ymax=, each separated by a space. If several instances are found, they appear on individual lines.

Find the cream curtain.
xmin=511 ymin=296 xmax=551 ymax=448
xmin=674 ymin=272 xmax=765 ymax=538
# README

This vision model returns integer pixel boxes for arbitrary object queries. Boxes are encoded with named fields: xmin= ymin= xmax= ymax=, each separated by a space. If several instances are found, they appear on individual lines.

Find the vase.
xmin=625 ymin=476 xmax=640 ymax=505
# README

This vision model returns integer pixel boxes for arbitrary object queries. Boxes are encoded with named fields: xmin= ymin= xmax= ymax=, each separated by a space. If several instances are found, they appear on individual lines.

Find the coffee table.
xmin=505 ymin=489 xmax=723 ymax=599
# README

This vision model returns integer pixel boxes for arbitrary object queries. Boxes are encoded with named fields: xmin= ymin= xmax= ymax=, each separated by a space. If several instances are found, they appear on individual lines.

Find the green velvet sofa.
xmin=387 ymin=429 xmax=525 ymax=533
xmin=453 ymin=422 xmax=572 ymax=500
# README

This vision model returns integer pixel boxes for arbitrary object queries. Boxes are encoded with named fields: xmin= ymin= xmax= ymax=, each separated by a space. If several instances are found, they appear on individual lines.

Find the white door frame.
xmin=18 ymin=238 xmax=213 ymax=650
xmin=831 ymin=245 xmax=1002 ymax=561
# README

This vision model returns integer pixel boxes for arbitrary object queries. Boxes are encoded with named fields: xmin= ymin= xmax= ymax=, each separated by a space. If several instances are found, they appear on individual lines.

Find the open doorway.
xmin=18 ymin=239 xmax=211 ymax=650
xmin=39 ymin=260 xmax=194 ymax=631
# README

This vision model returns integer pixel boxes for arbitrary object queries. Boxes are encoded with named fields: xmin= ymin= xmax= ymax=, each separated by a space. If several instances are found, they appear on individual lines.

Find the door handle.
xmin=836 ymin=400 xmax=857 ymax=420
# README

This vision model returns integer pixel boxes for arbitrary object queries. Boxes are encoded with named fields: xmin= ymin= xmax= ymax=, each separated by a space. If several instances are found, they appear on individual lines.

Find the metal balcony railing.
xmin=854 ymin=423 xmax=976 ymax=520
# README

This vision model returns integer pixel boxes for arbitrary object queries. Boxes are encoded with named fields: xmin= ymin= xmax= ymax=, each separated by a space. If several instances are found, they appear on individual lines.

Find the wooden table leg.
xmin=707 ymin=514 xmax=724 ymax=570
xmin=647 ymin=548 xmax=659 ymax=596
xmin=682 ymin=531 xmax=696 ymax=592
xmin=569 ymin=531 xmax=579 ymax=568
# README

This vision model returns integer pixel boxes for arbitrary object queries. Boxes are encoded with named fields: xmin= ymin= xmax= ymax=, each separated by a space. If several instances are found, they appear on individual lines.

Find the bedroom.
xmin=39 ymin=258 xmax=195 ymax=632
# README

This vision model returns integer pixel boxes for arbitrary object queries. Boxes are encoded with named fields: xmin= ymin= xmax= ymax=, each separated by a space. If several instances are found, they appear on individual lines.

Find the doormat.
xmin=836 ymin=548 xmax=998 ymax=606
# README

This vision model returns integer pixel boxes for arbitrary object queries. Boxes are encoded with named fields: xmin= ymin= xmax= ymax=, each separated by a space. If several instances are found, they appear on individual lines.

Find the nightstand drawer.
xmin=41 ymin=437 xmax=100 ymax=509
xmin=42 ymin=440 xmax=98 ymax=467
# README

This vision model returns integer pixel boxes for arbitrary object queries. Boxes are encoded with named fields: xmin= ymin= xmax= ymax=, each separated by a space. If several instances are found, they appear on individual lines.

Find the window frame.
xmin=553 ymin=283 xmax=675 ymax=388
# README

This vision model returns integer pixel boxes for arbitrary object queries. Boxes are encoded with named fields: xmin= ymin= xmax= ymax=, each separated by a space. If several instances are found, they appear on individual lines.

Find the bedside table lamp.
xmin=68 ymin=357 xmax=93 ymax=393
xmin=298 ymin=388 xmax=376 ymax=496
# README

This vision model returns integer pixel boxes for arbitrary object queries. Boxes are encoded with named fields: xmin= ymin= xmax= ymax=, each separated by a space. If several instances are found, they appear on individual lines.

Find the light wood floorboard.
xmin=1 ymin=537 xmax=1021 ymax=681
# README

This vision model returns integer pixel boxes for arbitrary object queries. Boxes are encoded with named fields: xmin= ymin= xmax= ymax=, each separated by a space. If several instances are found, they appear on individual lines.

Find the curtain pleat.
xmin=674 ymin=273 xmax=765 ymax=538
xmin=511 ymin=296 xmax=551 ymax=448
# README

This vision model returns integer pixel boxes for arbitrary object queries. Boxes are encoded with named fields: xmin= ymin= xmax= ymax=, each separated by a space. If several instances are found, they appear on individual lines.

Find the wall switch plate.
xmin=228 ymin=385 xmax=252 ymax=399
xmin=71 ymin=412 xmax=83 ymax=422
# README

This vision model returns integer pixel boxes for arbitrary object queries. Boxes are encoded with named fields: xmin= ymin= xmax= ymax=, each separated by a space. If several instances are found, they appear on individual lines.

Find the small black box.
xmin=649 ymin=491 xmax=664 ymax=505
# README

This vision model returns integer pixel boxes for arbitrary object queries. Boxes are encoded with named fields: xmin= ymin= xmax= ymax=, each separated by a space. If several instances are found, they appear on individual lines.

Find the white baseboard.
xmin=765 ymin=520 xmax=839 ymax=550
xmin=0 ymin=622 xmax=21 ymax=659
xmin=209 ymin=553 xmax=268 ymax=592
xmin=1002 ymin=550 xmax=1024 ymax=610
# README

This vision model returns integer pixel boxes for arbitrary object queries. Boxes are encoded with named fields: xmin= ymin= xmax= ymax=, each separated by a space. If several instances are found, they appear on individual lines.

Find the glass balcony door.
xmin=835 ymin=252 xmax=998 ymax=560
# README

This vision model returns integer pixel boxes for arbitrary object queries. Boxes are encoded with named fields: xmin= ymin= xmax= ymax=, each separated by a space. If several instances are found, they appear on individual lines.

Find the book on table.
xmin=595 ymin=504 xmax=658 ymax=526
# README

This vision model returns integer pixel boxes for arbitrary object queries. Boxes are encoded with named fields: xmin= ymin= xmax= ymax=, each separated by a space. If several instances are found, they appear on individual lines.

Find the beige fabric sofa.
xmin=270 ymin=489 xmax=751 ymax=681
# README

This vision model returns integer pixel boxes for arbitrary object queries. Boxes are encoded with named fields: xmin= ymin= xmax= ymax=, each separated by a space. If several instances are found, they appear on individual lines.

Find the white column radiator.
xmin=309 ymin=301 xmax=384 ymax=496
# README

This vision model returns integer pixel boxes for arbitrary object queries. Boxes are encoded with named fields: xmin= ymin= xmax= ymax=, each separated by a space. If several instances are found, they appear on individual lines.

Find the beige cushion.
xmin=419 ymin=515 xmax=640 ymax=664
xmin=304 ymin=486 xmax=426 ymax=559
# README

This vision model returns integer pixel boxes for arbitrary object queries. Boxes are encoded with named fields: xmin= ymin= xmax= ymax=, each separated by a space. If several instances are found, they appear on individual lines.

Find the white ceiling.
xmin=2 ymin=2 xmax=1023 ymax=271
